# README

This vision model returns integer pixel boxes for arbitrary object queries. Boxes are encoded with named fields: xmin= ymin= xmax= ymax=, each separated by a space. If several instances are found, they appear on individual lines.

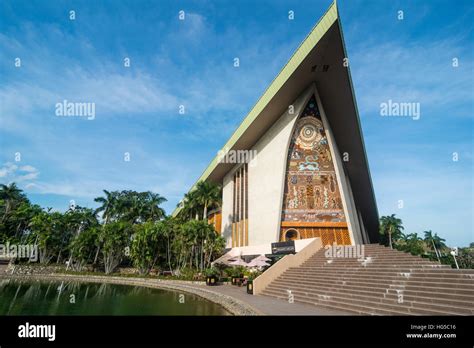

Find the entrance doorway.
xmin=284 ymin=229 xmax=300 ymax=241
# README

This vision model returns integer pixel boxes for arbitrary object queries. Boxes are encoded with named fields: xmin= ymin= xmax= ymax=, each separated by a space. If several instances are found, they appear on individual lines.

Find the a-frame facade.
xmin=174 ymin=1 xmax=378 ymax=254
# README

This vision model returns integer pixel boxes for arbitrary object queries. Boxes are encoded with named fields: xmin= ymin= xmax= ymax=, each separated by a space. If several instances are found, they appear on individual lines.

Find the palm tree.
xmin=194 ymin=181 xmax=221 ymax=219
xmin=433 ymin=233 xmax=447 ymax=249
xmin=93 ymin=190 xmax=118 ymax=263
xmin=147 ymin=192 xmax=167 ymax=221
xmin=407 ymin=232 xmax=421 ymax=242
xmin=433 ymin=233 xmax=447 ymax=257
xmin=179 ymin=190 xmax=201 ymax=220
xmin=0 ymin=183 xmax=26 ymax=222
xmin=121 ymin=190 xmax=142 ymax=223
xmin=94 ymin=190 xmax=117 ymax=225
xmin=398 ymin=232 xmax=408 ymax=243
xmin=424 ymin=230 xmax=440 ymax=262
xmin=380 ymin=214 xmax=404 ymax=249
xmin=405 ymin=232 xmax=424 ymax=255
xmin=423 ymin=230 xmax=447 ymax=262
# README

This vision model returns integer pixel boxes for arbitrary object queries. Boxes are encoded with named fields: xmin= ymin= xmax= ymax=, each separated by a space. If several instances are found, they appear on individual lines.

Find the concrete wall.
xmin=246 ymin=86 xmax=315 ymax=246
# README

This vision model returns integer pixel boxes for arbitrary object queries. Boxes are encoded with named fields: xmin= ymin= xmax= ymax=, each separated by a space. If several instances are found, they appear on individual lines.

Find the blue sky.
xmin=0 ymin=0 xmax=472 ymax=247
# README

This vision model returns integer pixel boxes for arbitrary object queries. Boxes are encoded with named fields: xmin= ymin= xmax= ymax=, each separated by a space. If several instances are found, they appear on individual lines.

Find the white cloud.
xmin=0 ymin=163 xmax=18 ymax=178
xmin=179 ymin=13 xmax=207 ymax=39
xmin=0 ymin=162 xmax=39 ymax=183
xmin=19 ymin=165 xmax=37 ymax=172
xmin=16 ymin=172 xmax=39 ymax=182
xmin=351 ymin=38 xmax=473 ymax=117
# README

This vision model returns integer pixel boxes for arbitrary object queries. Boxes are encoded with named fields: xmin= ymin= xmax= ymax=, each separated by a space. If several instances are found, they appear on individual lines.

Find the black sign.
xmin=271 ymin=241 xmax=295 ymax=255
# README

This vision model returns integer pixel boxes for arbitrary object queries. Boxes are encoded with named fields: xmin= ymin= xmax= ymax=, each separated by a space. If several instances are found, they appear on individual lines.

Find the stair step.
xmin=287 ymin=268 xmax=473 ymax=279
xmin=261 ymin=288 xmax=467 ymax=316
xmin=263 ymin=287 xmax=472 ymax=315
xmin=269 ymin=281 xmax=474 ymax=311
xmin=274 ymin=275 xmax=474 ymax=296
xmin=259 ymin=244 xmax=474 ymax=315
xmin=261 ymin=289 xmax=407 ymax=316
xmin=280 ymin=272 xmax=474 ymax=288
xmin=285 ymin=268 xmax=474 ymax=279
xmin=291 ymin=266 xmax=461 ymax=272
xmin=279 ymin=285 xmax=472 ymax=309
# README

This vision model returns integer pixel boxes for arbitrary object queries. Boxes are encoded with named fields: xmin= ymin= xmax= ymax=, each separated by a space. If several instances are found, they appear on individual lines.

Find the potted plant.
xmin=246 ymin=271 xmax=262 ymax=294
xmin=246 ymin=279 xmax=254 ymax=294
xmin=204 ymin=267 xmax=220 ymax=286
xmin=229 ymin=266 xmax=245 ymax=285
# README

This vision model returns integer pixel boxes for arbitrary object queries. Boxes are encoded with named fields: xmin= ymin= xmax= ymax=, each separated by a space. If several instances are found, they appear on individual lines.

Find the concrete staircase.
xmin=261 ymin=244 xmax=474 ymax=315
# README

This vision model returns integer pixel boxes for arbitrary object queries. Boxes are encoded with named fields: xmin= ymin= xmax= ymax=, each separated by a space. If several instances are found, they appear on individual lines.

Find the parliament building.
xmin=176 ymin=2 xmax=379 ymax=255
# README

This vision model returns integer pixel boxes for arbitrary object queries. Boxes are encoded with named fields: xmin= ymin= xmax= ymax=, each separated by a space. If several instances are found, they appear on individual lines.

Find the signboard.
xmin=271 ymin=241 xmax=296 ymax=255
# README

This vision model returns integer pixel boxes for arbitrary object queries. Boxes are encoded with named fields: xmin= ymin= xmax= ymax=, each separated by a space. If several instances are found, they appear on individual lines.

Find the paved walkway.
xmin=194 ymin=283 xmax=352 ymax=315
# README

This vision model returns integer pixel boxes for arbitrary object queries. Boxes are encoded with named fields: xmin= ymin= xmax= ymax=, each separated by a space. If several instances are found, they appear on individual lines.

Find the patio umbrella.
xmin=211 ymin=253 xmax=236 ymax=266
xmin=229 ymin=257 xmax=249 ymax=267
xmin=247 ymin=255 xmax=271 ymax=268
xmin=247 ymin=260 xmax=270 ymax=268
xmin=255 ymin=255 xmax=271 ymax=262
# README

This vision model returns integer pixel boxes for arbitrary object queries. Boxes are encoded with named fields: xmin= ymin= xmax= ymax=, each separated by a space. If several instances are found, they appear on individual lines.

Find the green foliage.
xmin=69 ymin=226 xmax=99 ymax=271
xmin=246 ymin=270 xmax=262 ymax=281
xmin=424 ymin=246 xmax=474 ymax=269
xmin=226 ymin=266 xmax=245 ymax=278
xmin=0 ymin=183 xmax=40 ymax=244
xmin=131 ymin=221 xmax=165 ymax=275
xmin=100 ymin=221 xmax=133 ymax=274
xmin=30 ymin=210 xmax=65 ymax=264
xmin=379 ymin=214 xmax=404 ymax=248
xmin=395 ymin=233 xmax=424 ymax=256
xmin=423 ymin=230 xmax=446 ymax=250
xmin=455 ymin=247 xmax=474 ymax=269
xmin=0 ymin=183 xmax=230 ymax=276
xmin=172 ymin=219 xmax=225 ymax=272
xmin=422 ymin=230 xmax=447 ymax=261
xmin=378 ymin=215 xmax=473 ymax=269
xmin=176 ymin=267 xmax=203 ymax=280
xmin=94 ymin=189 xmax=167 ymax=224
xmin=204 ymin=267 xmax=220 ymax=277
xmin=177 ymin=180 xmax=221 ymax=220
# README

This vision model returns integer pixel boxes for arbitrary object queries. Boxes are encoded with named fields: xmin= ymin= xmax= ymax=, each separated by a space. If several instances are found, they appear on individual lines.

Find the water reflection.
xmin=0 ymin=278 xmax=229 ymax=316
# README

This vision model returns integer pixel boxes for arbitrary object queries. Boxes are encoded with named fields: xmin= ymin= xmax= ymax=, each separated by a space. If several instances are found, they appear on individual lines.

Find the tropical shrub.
xmin=100 ymin=221 xmax=132 ymax=274
xmin=131 ymin=221 xmax=164 ymax=275
xmin=204 ymin=267 xmax=220 ymax=277
xmin=69 ymin=226 xmax=99 ymax=271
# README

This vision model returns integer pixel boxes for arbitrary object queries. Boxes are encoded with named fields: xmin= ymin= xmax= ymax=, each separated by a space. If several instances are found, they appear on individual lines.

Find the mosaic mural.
xmin=281 ymin=95 xmax=346 ymax=222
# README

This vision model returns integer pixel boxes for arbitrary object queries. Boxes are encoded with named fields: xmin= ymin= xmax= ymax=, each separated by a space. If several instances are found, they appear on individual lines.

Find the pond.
xmin=0 ymin=278 xmax=230 ymax=315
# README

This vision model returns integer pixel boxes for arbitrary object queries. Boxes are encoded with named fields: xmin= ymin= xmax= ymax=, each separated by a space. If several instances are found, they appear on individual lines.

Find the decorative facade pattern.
xmin=232 ymin=164 xmax=248 ymax=247
xmin=281 ymin=95 xmax=346 ymax=223
xmin=279 ymin=226 xmax=351 ymax=245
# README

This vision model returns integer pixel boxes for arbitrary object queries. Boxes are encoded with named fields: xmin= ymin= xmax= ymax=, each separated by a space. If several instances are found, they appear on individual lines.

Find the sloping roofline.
xmin=172 ymin=0 xmax=379 ymax=243
xmin=173 ymin=1 xmax=339 ymax=215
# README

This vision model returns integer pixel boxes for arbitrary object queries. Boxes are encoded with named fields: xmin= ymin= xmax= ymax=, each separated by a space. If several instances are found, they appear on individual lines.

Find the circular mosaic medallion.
xmin=295 ymin=118 xmax=323 ymax=149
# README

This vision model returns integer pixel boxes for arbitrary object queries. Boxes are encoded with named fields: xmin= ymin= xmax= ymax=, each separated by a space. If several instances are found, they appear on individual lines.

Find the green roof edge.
xmin=172 ymin=1 xmax=338 ymax=217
